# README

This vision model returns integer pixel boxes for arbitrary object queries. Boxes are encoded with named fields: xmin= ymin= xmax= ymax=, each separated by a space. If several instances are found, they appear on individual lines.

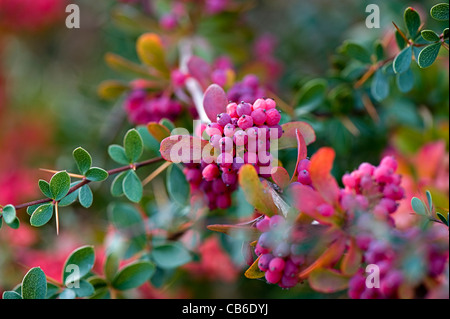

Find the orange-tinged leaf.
xmin=206 ymin=224 xmax=260 ymax=237
xmin=147 ymin=122 xmax=171 ymax=142
xmin=341 ymin=238 xmax=363 ymax=276
xmin=309 ymin=268 xmax=349 ymax=293
xmin=299 ymin=236 xmax=346 ymax=279
xmin=310 ymin=147 xmax=340 ymax=205
xmin=244 ymin=256 xmax=265 ymax=279
xmin=239 ymin=165 xmax=278 ymax=217
xmin=289 ymin=183 xmax=334 ymax=225
xmin=290 ymin=129 xmax=308 ymax=183
xmin=105 ymin=53 xmax=154 ymax=78
xmin=159 ymin=135 xmax=213 ymax=163
xmin=414 ymin=141 xmax=446 ymax=180
xmin=203 ymin=84 xmax=228 ymax=123
xmin=271 ymin=166 xmax=291 ymax=189
xmin=136 ymin=33 xmax=169 ymax=75
xmin=278 ymin=122 xmax=316 ymax=149
xmin=98 ymin=80 xmax=129 ymax=100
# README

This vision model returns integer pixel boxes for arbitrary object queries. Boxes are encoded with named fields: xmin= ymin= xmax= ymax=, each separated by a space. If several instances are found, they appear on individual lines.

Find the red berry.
xmin=237 ymin=114 xmax=254 ymax=130
xmin=297 ymin=169 xmax=312 ymax=185
xmin=216 ymin=112 xmax=231 ymax=127
xmin=202 ymin=164 xmax=220 ymax=181
xmin=251 ymin=109 xmax=267 ymax=125
xmin=265 ymin=98 xmax=276 ymax=110
xmin=216 ymin=193 xmax=231 ymax=209
xmin=252 ymin=98 xmax=267 ymax=111
xmin=269 ymin=257 xmax=286 ymax=272
xmin=226 ymin=102 xmax=238 ymax=118
xmin=265 ymin=108 xmax=281 ymax=126
xmin=258 ymin=253 xmax=274 ymax=271
xmin=265 ymin=270 xmax=282 ymax=284
xmin=256 ymin=217 xmax=271 ymax=232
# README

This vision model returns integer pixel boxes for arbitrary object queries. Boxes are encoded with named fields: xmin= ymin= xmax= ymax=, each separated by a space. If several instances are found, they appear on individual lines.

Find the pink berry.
xmin=216 ymin=193 xmax=231 ymax=209
xmin=236 ymin=102 xmax=252 ymax=117
xmin=244 ymin=151 xmax=258 ymax=165
xmin=256 ymin=217 xmax=271 ymax=232
xmin=383 ymin=184 xmax=404 ymax=200
xmin=280 ymin=274 xmax=298 ymax=288
xmin=268 ymin=125 xmax=283 ymax=139
xmin=283 ymin=259 xmax=299 ymax=277
xmin=258 ymin=253 xmax=274 ymax=271
xmin=269 ymin=257 xmax=286 ymax=272
xmin=265 ymin=108 xmax=281 ymax=126
xmin=217 ymin=152 xmax=233 ymax=168
xmin=186 ymin=168 xmax=202 ymax=185
xmin=269 ymin=215 xmax=285 ymax=228
xmin=373 ymin=166 xmax=394 ymax=184
xmin=211 ymin=69 xmax=227 ymax=87
xmin=317 ymin=203 xmax=335 ymax=217
xmin=273 ymin=242 xmax=290 ymax=258
xmin=205 ymin=123 xmax=223 ymax=137
xmin=226 ymin=102 xmax=238 ymax=118
xmin=380 ymin=156 xmax=398 ymax=171
xmin=216 ymin=113 xmax=231 ymax=127
xmin=223 ymin=124 xmax=235 ymax=137
xmin=297 ymin=169 xmax=312 ymax=185
xmin=264 ymin=98 xmax=276 ymax=110
xmin=342 ymin=173 xmax=356 ymax=188
xmin=265 ymin=270 xmax=282 ymax=284
xmin=242 ymin=74 xmax=259 ymax=89
xmin=297 ymin=159 xmax=311 ymax=173
xmin=358 ymin=162 xmax=376 ymax=176
xmin=171 ymin=69 xmax=187 ymax=87
xmin=355 ymin=195 xmax=369 ymax=210
xmin=379 ymin=198 xmax=397 ymax=214
xmin=251 ymin=109 xmax=267 ymax=125
xmin=252 ymin=98 xmax=267 ymax=111
xmin=232 ymin=156 xmax=245 ymax=171
xmin=233 ymin=130 xmax=248 ymax=146
xmin=221 ymin=171 xmax=237 ymax=186
xmin=237 ymin=115 xmax=254 ymax=130
xmin=254 ymin=243 xmax=270 ymax=256
xmin=209 ymin=134 xmax=221 ymax=149
xmin=219 ymin=136 xmax=233 ymax=153
xmin=202 ymin=164 xmax=220 ymax=181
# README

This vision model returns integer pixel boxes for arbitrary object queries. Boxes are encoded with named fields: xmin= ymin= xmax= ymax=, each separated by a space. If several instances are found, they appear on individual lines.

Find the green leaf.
xmin=30 ymin=203 xmax=54 ymax=227
xmin=97 ymin=80 xmax=129 ymax=101
xmin=430 ymin=3 xmax=449 ymax=21
xmin=295 ymin=79 xmax=327 ymax=113
xmin=393 ymin=46 xmax=412 ymax=74
xmin=50 ymin=171 xmax=71 ymax=201
xmin=395 ymin=30 xmax=407 ymax=49
xmin=123 ymin=170 xmax=143 ymax=203
xmin=341 ymin=41 xmax=372 ymax=63
xmin=111 ymin=261 xmax=155 ymax=290
xmin=418 ymin=43 xmax=442 ymax=68
xmin=38 ymin=180 xmax=52 ymax=198
xmin=79 ymin=185 xmax=93 ymax=208
xmin=69 ymin=280 xmax=95 ymax=298
xmin=2 ymin=291 xmax=22 ymax=299
xmin=374 ymin=41 xmax=385 ymax=61
xmin=104 ymin=252 xmax=120 ymax=282
xmin=62 ymin=246 xmax=95 ymax=286
xmin=108 ymin=145 xmax=129 ymax=165
xmin=73 ymin=147 xmax=92 ymax=175
xmin=2 ymin=204 xmax=16 ymax=225
xmin=411 ymin=197 xmax=427 ymax=215
xmin=371 ymin=69 xmax=390 ymax=101
xmin=111 ymin=171 xmax=127 ymax=197
xmin=124 ymin=129 xmax=144 ymax=163
xmin=166 ymin=164 xmax=189 ymax=206
xmin=85 ymin=167 xmax=109 ymax=182
xmin=436 ymin=212 xmax=448 ymax=226
xmin=396 ymin=68 xmax=414 ymax=93
xmin=46 ymin=283 xmax=60 ymax=299
xmin=151 ymin=242 xmax=192 ymax=269
xmin=421 ymin=30 xmax=440 ymax=42
xmin=21 ymin=267 xmax=47 ymax=299
xmin=59 ymin=182 xmax=80 ymax=207
xmin=426 ymin=190 xmax=433 ymax=212
xmin=27 ymin=203 xmax=43 ymax=216
xmin=404 ymin=7 xmax=421 ymax=38
xmin=7 ymin=217 xmax=20 ymax=229
xmin=58 ymin=288 xmax=77 ymax=299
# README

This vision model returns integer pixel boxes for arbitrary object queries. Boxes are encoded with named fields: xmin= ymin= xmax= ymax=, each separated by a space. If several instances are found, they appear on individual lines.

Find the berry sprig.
xmin=184 ymin=98 xmax=283 ymax=210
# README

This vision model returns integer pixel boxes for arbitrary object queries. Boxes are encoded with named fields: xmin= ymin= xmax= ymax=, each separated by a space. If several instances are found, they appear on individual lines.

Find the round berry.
xmin=264 ymin=98 xmax=276 ymax=110
xmin=219 ymin=136 xmax=233 ymax=153
xmin=273 ymin=242 xmax=290 ymax=258
xmin=209 ymin=134 xmax=221 ymax=149
xmin=205 ymin=123 xmax=223 ymax=137
xmin=317 ymin=203 xmax=335 ymax=217
xmin=380 ymin=156 xmax=398 ymax=171
xmin=242 ymin=74 xmax=260 ymax=89
xmin=202 ymin=164 xmax=220 ymax=181
xmin=217 ymin=152 xmax=233 ymax=168
xmin=234 ymin=130 xmax=248 ymax=146
xmin=269 ymin=257 xmax=286 ymax=272
xmin=186 ymin=168 xmax=202 ymax=185
xmin=258 ymin=253 xmax=274 ymax=271
xmin=223 ymin=124 xmax=235 ymax=137
xmin=265 ymin=108 xmax=281 ymax=126
xmin=216 ymin=193 xmax=231 ymax=209
xmin=226 ymin=102 xmax=238 ymax=118
xmin=237 ymin=114 xmax=254 ymax=130
xmin=256 ymin=217 xmax=271 ymax=232
xmin=280 ymin=274 xmax=298 ymax=288
xmin=232 ymin=156 xmax=245 ymax=171
xmin=269 ymin=215 xmax=285 ymax=229
xmin=342 ymin=173 xmax=356 ymax=188
xmin=251 ymin=109 xmax=267 ymax=125
xmin=216 ymin=112 xmax=231 ymax=127
xmin=221 ymin=171 xmax=237 ymax=186
xmin=212 ymin=178 xmax=227 ymax=194
xmin=297 ymin=159 xmax=311 ymax=173
xmin=297 ymin=169 xmax=312 ymax=185
xmin=265 ymin=270 xmax=282 ymax=284
xmin=268 ymin=125 xmax=283 ymax=139
xmin=252 ymin=98 xmax=267 ymax=111
xmin=236 ymin=102 xmax=252 ymax=117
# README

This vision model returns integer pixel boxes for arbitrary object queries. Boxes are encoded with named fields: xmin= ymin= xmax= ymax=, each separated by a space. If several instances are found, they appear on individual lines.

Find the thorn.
xmin=40 ymin=168 xmax=84 ymax=179
xmin=55 ymin=202 xmax=60 ymax=236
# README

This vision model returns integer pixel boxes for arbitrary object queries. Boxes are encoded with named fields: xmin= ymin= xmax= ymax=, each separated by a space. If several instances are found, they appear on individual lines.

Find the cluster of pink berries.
xmin=124 ymin=90 xmax=183 ymax=125
xmin=227 ymin=75 xmax=267 ymax=104
xmin=185 ymin=98 xmax=283 ymax=210
xmin=340 ymin=156 xmax=405 ymax=224
xmin=254 ymin=215 xmax=304 ymax=288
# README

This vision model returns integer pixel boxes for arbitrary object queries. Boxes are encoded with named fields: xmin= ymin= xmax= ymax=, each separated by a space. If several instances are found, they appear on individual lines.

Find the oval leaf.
xmin=124 ymin=129 xmax=144 ymax=163
xmin=244 ymin=256 xmax=265 ymax=279
xmin=151 ymin=242 xmax=192 ymax=269
xmin=136 ymin=33 xmax=169 ymax=75
xmin=411 ymin=197 xmax=427 ymax=215
xmin=85 ymin=167 xmax=109 ymax=182
xmin=2 ymin=204 xmax=16 ymax=225
xmin=167 ymin=164 xmax=190 ymax=206
xmin=404 ymin=7 xmax=421 ymax=38
xmin=393 ymin=46 xmax=412 ymax=74
xmin=147 ymin=122 xmax=171 ymax=143
xmin=310 ymin=147 xmax=340 ymax=205
xmin=108 ymin=145 xmax=130 ymax=165
xmin=30 ymin=203 xmax=54 ymax=227
xmin=203 ymin=84 xmax=228 ymax=122
xmin=112 ymin=261 xmax=155 ymax=290
xmin=418 ymin=43 xmax=441 ymax=68
xmin=62 ymin=245 xmax=95 ymax=286
xmin=278 ymin=122 xmax=316 ymax=150
xmin=50 ymin=171 xmax=71 ymax=201
xmin=123 ymin=170 xmax=143 ymax=203
xmin=430 ymin=3 xmax=449 ymax=21
xmin=21 ymin=267 xmax=47 ymax=299
xmin=309 ymin=268 xmax=349 ymax=293
xmin=79 ymin=185 xmax=93 ymax=208
xmin=73 ymin=147 xmax=92 ymax=175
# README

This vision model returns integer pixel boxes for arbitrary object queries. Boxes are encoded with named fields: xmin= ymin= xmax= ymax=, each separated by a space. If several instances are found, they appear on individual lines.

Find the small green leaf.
xmin=7 ymin=217 xmax=20 ymax=229
xmin=69 ymin=280 xmax=95 ymax=298
xmin=85 ymin=167 xmax=109 ymax=182
xmin=30 ymin=203 xmax=54 ymax=227
xmin=124 ymin=129 xmax=144 ymax=163
xmin=58 ymin=288 xmax=77 ymax=299
xmin=421 ymin=30 xmax=440 ymax=42
xmin=27 ymin=203 xmax=43 ymax=216
xmin=62 ymin=245 xmax=95 ymax=286
xmin=404 ymin=7 xmax=421 ymax=38
xmin=104 ymin=252 xmax=120 ymax=282
xmin=111 ymin=171 xmax=127 ymax=197
xmin=123 ymin=170 xmax=143 ymax=203
xmin=21 ymin=267 xmax=47 ymax=299
xmin=396 ymin=68 xmax=414 ymax=93
xmin=111 ymin=261 xmax=155 ymax=290
xmin=393 ymin=46 xmax=412 ymax=74
xmin=59 ymin=182 xmax=81 ymax=207
xmin=418 ymin=43 xmax=442 ymax=68
xmin=430 ymin=3 xmax=449 ymax=21
xmin=374 ymin=41 xmax=385 ymax=61
xmin=46 ymin=283 xmax=60 ymax=299
xmin=2 ymin=204 xmax=16 ymax=225
xmin=371 ymin=69 xmax=390 ymax=101
xmin=79 ymin=185 xmax=93 ymax=208
xmin=151 ymin=242 xmax=192 ymax=269
xmin=2 ymin=291 xmax=22 ymax=299
xmin=166 ymin=164 xmax=189 ymax=206
xmin=411 ymin=197 xmax=427 ymax=215
xmin=341 ymin=41 xmax=372 ymax=64
xmin=50 ymin=171 xmax=71 ymax=201
xmin=108 ymin=145 xmax=130 ymax=165
xmin=98 ymin=80 xmax=129 ymax=101
xmin=73 ymin=147 xmax=92 ymax=175
xmin=38 ymin=180 xmax=52 ymax=198
xmin=426 ymin=190 xmax=433 ymax=212
xmin=295 ymin=79 xmax=327 ymax=113
xmin=395 ymin=30 xmax=407 ymax=49
xmin=436 ymin=212 xmax=448 ymax=226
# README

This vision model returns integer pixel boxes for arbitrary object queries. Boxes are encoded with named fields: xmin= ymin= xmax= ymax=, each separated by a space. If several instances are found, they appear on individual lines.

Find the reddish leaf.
xmin=310 ymin=147 xmax=340 ymax=205
xmin=288 ymin=183 xmax=334 ymax=225
xmin=244 ymin=256 xmax=265 ymax=279
xmin=290 ymin=129 xmax=308 ymax=183
xmin=136 ymin=33 xmax=169 ymax=75
xmin=159 ymin=135 xmax=213 ymax=163
xmin=341 ymin=238 xmax=363 ymax=276
xmin=239 ymin=164 xmax=278 ymax=217
xmin=203 ymin=84 xmax=228 ymax=123
xmin=309 ymin=268 xmax=349 ymax=293
xmin=278 ymin=122 xmax=316 ymax=149
xmin=414 ymin=141 xmax=446 ymax=180
xmin=147 ymin=122 xmax=171 ymax=142
xmin=187 ymin=56 xmax=212 ymax=90
xmin=271 ymin=166 xmax=291 ymax=189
